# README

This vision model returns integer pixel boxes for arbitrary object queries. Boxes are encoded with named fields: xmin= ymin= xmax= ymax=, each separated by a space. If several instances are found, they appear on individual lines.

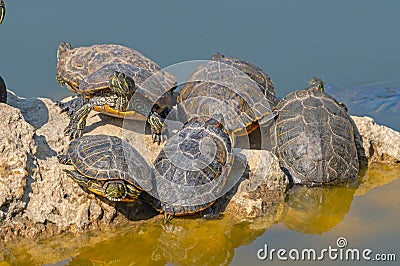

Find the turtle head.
xmin=57 ymin=41 xmax=72 ymax=61
xmin=109 ymin=71 xmax=136 ymax=97
xmin=308 ymin=77 xmax=324 ymax=92
xmin=103 ymin=180 xmax=140 ymax=202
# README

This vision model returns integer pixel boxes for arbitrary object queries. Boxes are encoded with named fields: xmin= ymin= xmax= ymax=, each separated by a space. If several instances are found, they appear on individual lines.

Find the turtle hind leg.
xmin=201 ymin=205 xmax=223 ymax=220
xmin=57 ymin=154 xmax=71 ymax=165
xmin=108 ymin=71 xmax=136 ymax=111
xmin=148 ymin=112 xmax=167 ymax=144
xmin=56 ymin=95 xmax=86 ymax=117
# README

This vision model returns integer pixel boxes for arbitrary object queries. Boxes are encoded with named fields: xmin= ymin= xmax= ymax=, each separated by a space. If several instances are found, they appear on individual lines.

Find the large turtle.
xmin=0 ymin=0 xmax=5 ymax=24
xmin=58 ymin=134 xmax=153 ymax=202
xmin=273 ymin=78 xmax=359 ymax=185
xmin=177 ymin=53 xmax=276 ymax=140
xmin=56 ymin=42 xmax=177 ymax=143
xmin=0 ymin=76 xmax=6 ymax=103
xmin=149 ymin=116 xmax=235 ymax=221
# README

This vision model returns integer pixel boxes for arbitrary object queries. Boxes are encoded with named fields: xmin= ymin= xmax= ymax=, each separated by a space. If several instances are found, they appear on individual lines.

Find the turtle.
xmin=0 ymin=75 xmax=6 ymax=103
xmin=272 ymin=77 xmax=359 ymax=185
xmin=0 ymin=0 xmax=5 ymax=24
xmin=58 ymin=134 xmax=153 ymax=202
xmin=177 ymin=53 xmax=276 ymax=142
xmin=56 ymin=42 xmax=177 ymax=143
xmin=148 ymin=116 xmax=235 ymax=222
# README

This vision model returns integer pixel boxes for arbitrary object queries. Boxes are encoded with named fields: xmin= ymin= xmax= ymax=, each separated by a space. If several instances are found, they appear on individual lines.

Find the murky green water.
xmin=1 ymin=1 xmax=399 ymax=265
xmin=1 ymin=163 xmax=399 ymax=265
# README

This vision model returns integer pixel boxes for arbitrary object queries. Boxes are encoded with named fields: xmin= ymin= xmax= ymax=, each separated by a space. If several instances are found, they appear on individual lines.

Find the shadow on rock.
xmin=34 ymin=135 xmax=57 ymax=160
xmin=7 ymin=91 xmax=49 ymax=130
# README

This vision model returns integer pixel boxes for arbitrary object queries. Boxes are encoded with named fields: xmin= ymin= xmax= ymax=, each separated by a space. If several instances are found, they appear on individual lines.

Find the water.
xmin=1 ymin=1 xmax=399 ymax=265
xmin=1 ymin=163 xmax=399 ymax=265
xmin=1 ymin=1 xmax=400 ymax=101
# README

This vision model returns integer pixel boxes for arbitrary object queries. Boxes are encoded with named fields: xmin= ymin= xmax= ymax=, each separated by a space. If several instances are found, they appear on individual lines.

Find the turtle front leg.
xmin=108 ymin=71 xmax=136 ymax=111
xmin=148 ymin=111 xmax=167 ymax=144
xmin=64 ymin=102 xmax=93 ymax=139
xmin=56 ymin=95 xmax=86 ymax=117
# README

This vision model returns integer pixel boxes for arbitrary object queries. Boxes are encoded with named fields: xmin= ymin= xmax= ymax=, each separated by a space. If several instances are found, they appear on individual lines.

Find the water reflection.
xmin=281 ymin=183 xmax=358 ymax=234
xmin=67 ymin=216 xmax=277 ymax=266
xmin=1 ymin=164 xmax=399 ymax=265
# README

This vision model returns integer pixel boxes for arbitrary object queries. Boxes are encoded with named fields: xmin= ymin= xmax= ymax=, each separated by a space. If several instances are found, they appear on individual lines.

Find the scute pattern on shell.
xmin=152 ymin=117 xmax=234 ymax=215
xmin=67 ymin=135 xmax=151 ymax=187
xmin=57 ymin=43 xmax=176 ymax=98
xmin=274 ymin=89 xmax=359 ymax=185
xmin=178 ymin=54 xmax=276 ymax=136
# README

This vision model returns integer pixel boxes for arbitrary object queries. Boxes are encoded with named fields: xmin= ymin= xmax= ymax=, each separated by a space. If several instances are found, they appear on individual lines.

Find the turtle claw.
xmin=56 ymin=96 xmax=86 ymax=117
xmin=163 ymin=213 xmax=174 ymax=224
xmin=152 ymin=133 xmax=163 ymax=145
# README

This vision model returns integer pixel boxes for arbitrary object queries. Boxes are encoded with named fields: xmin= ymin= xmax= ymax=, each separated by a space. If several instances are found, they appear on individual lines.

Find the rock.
xmin=351 ymin=116 xmax=400 ymax=163
xmin=0 ymin=103 xmax=35 ymax=223
xmin=0 ymin=90 xmax=399 ymax=240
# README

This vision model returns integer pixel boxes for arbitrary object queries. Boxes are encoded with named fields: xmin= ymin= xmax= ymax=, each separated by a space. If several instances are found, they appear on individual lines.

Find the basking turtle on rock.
xmin=273 ymin=78 xmax=359 ymax=186
xmin=56 ymin=42 xmax=177 ymax=143
xmin=59 ymin=121 xmax=237 ymax=222
xmin=58 ymin=135 xmax=153 ymax=202
xmin=177 ymin=53 xmax=276 ymax=142
xmin=149 ymin=116 xmax=236 ymax=222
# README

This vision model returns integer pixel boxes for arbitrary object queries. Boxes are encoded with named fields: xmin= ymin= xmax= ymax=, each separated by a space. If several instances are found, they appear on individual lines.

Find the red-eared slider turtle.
xmin=0 ymin=76 xmax=6 ymax=103
xmin=273 ymin=78 xmax=359 ymax=185
xmin=58 ymin=134 xmax=152 ymax=202
xmin=0 ymin=0 xmax=5 ymax=24
xmin=150 ymin=116 xmax=234 ymax=221
xmin=56 ymin=42 xmax=177 ymax=143
xmin=177 ymin=53 xmax=276 ymax=140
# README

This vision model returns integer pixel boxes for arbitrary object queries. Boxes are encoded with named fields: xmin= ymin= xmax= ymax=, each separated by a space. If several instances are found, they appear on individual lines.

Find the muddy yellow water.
xmin=1 ymin=163 xmax=399 ymax=266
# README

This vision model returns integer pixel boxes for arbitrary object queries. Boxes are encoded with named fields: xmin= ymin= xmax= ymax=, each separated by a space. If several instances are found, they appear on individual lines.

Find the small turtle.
xmin=273 ymin=77 xmax=359 ymax=185
xmin=56 ymin=42 xmax=177 ymax=143
xmin=0 ymin=75 xmax=6 ymax=103
xmin=178 ymin=53 xmax=276 ymax=140
xmin=0 ymin=0 xmax=5 ymax=24
xmin=150 ymin=116 xmax=234 ymax=221
xmin=58 ymin=135 xmax=152 ymax=202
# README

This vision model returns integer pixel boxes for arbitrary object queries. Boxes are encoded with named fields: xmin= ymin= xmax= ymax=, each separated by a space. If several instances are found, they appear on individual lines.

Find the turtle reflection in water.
xmin=281 ymin=184 xmax=357 ymax=234
xmin=273 ymin=78 xmax=359 ymax=186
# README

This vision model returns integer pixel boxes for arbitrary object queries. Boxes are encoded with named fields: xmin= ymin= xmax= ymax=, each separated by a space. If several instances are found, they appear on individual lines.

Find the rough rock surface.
xmin=0 ymin=90 xmax=399 ymax=240
xmin=351 ymin=116 xmax=400 ymax=163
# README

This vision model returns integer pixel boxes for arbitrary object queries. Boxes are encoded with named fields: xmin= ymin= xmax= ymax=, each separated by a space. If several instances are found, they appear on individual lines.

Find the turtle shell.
xmin=151 ymin=117 xmax=234 ymax=216
xmin=67 ymin=134 xmax=151 ymax=189
xmin=273 ymin=88 xmax=359 ymax=185
xmin=56 ymin=43 xmax=176 ymax=114
xmin=178 ymin=54 xmax=276 ymax=137
xmin=0 ymin=76 xmax=6 ymax=103
xmin=0 ymin=0 xmax=5 ymax=25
